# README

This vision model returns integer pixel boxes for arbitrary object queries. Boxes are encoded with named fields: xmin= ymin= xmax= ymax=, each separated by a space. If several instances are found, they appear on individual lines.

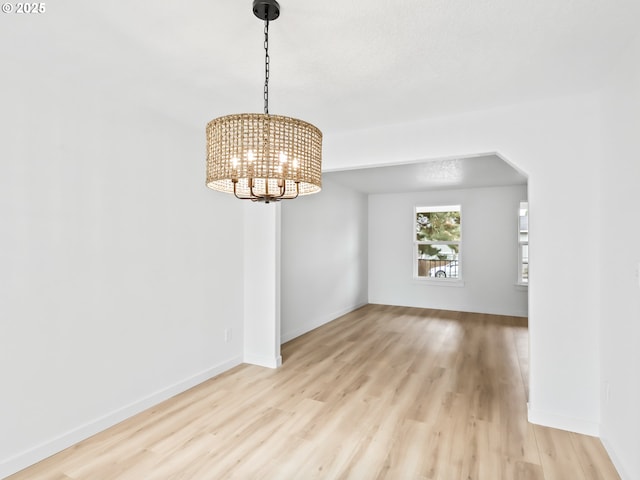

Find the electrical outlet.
xmin=224 ymin=328 xmax=232 ymax=343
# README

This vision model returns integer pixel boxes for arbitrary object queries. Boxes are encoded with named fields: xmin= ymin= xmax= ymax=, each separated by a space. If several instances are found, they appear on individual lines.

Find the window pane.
xmin=519 ymin=202 xmax=528 ymax=234
xmin=417 ymin=244 xmax=459 ymax=278
xmin=520 ymin=244 xmax=529 ymax=283
xmin=519 ymin=215 xmax=528 ymax=232
xmin=518 ymin=201 xmax=529 ymax=284
xmin=415 ymin=205 xmax=461 ymax=280
xmin=416 ymin=210 xmax=461 ymax=242
xmin=417 ymin=257 xmax=459 ymax=278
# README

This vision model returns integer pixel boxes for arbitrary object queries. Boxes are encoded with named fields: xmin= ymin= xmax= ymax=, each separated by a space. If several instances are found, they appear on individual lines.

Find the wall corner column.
xmin=243 ymin=202 xmax=282 ymax=368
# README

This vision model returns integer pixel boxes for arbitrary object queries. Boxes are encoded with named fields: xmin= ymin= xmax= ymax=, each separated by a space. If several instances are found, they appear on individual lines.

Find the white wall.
xmin=244 ymin=203 xmax=282 ymax=368
xmin=598 ymin=34 xmax=640 ymax=480
xmin=324 ymin=93 xmax=602 ymax=436
xmin=280 ymin=178 xmax=368 ymax=343
xmin=0 ymin=36 xmax=245 ymax=479
xmin=369 ymin=185 xmax=528 ymax=317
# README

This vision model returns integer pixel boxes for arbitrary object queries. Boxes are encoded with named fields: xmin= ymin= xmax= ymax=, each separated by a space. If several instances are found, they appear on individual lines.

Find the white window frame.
xmin=518 ymin=201 xmax=528 ymax=286
xmin=414 ymin=205 xmax=462 ymax=283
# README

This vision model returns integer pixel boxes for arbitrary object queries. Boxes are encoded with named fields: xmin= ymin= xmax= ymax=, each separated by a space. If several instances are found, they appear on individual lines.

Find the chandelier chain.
xmin=264 ymin=19 xmax=270 ymax=115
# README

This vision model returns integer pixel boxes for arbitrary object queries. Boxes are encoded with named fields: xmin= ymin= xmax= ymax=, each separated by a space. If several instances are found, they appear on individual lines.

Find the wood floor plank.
xmin=534 ymin=424 xmax=588 ymax=480
xmin=570 ymin=433 xmax=621 ymax=480
xmin=510 ymin=460 xmax=546 ymax=480
xmin=6 ymin=305 xmax=620 ymax=480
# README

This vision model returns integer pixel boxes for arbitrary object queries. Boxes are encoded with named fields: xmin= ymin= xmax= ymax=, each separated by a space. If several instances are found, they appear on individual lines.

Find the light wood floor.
xmin=9 ymin=305 xmax=620 ymax=479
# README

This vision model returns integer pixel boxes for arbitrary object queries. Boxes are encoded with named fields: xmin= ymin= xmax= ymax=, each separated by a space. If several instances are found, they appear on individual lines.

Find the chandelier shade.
xmin=206 ymin=113 xmax=322 ymax=202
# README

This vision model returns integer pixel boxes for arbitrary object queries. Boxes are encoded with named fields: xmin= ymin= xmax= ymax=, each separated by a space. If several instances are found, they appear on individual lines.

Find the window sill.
xmin=515 ymin=283 xmax=528 ymax=290
xmin=413 ymin=278 xmax=465 ymax=288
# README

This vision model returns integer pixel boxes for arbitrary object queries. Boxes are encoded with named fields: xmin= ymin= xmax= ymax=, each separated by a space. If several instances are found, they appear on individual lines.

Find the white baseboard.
xmin=527 ymin=403 xmax=599 ymax=436
xmin=600 ymin=429 xmax=634 ymax=480
xmin=0 ymin=356 xmax=243 ymax=479
xmin=243 ymin=353 xmax=282 ymax=369
xmin=366 ymin=299 xmax=527 ymax=319
xmin=281 ymin=302 xmax=367 ymax=344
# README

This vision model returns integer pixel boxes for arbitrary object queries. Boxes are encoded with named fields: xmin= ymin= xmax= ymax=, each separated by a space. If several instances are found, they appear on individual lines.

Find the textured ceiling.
xmin=2 ymin=0 xmax=638 ymax=190
xmin=325 ymin=155 xmax=527 ymax=194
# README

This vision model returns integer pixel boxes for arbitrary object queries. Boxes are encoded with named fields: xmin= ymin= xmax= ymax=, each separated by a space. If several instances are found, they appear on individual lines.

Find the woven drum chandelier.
xmin=206 ymin=0 xmax=322 ymax=203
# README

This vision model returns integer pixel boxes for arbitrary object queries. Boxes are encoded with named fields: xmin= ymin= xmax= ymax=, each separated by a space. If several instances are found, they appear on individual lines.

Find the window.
xmin=518 ymin=201 xmax=528 ymax=284
xmin=415 ymin=205 xmax=461 ymax=279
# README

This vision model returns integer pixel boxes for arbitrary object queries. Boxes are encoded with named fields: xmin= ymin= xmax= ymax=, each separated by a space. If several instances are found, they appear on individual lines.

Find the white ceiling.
xmin=2 ymin=0 xmax=637 ymax=190
xmin=4 ymin=0 xmax=638 ymax=132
